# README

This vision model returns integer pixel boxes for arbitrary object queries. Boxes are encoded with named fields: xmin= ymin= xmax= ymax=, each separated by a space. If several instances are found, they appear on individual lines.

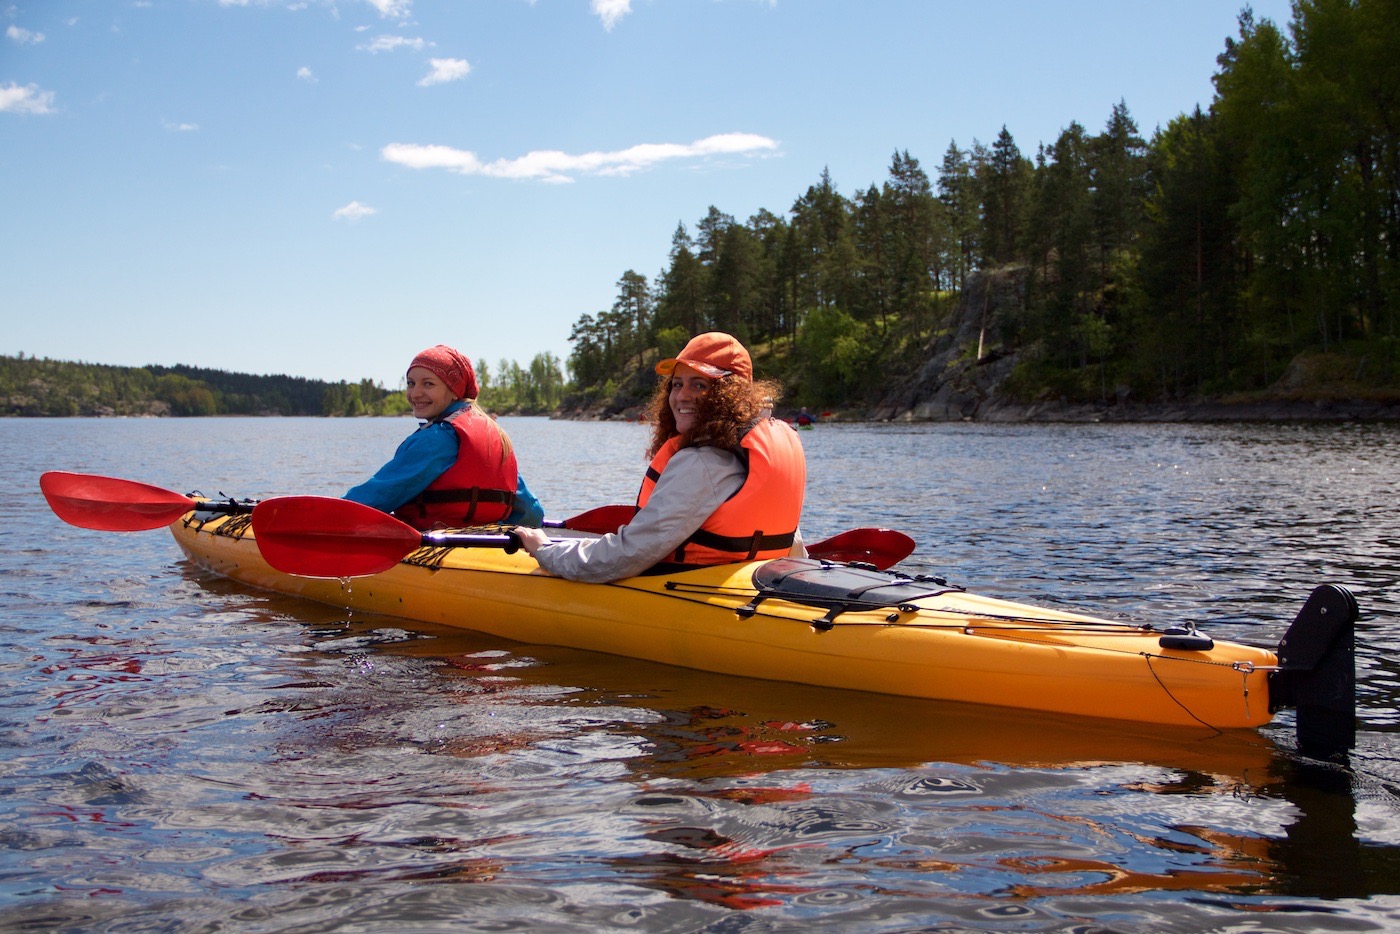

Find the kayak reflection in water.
xmin=516 ymin=331 xmax=807 ymax=583
xmin=344 ymin=344 xmax=545 ymax=531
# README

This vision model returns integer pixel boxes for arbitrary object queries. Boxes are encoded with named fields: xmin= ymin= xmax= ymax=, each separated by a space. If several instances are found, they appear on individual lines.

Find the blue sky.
xmin=2 ymin=0 xmax=1295 ymax=390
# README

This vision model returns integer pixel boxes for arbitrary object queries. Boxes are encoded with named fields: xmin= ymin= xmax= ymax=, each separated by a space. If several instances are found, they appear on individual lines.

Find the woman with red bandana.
xmin=515 ymin=332 xmax=806 ymax=582
xmin=345 ymin=344 xmax=544 ymax=530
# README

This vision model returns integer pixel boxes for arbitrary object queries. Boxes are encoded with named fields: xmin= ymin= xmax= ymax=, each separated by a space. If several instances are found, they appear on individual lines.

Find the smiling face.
xmin=668 ymin=363 xmax=714 ymax=435
xmin=405 ymin=365 xmax=458 ymax=421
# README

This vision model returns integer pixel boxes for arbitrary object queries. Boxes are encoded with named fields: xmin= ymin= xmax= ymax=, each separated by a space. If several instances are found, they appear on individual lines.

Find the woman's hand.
xmin=513 ymin=525 xmax=552 ymax=557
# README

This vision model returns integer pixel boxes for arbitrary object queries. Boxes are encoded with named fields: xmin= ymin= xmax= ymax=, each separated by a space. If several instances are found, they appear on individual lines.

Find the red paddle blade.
xmin=252 ymin=496 xmax=422 ymax=578
xmin=554 ymin=504 xmax=638 ymax=534
xmin=806 ymin=528 xmax=916 ymax=570
xmin=40 ymin=470 xmax=197 ymax=531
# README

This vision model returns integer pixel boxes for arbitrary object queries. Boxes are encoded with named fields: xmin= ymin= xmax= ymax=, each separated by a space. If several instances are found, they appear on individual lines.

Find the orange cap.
xmin=654 ymin=331 xmax=752 ymax=381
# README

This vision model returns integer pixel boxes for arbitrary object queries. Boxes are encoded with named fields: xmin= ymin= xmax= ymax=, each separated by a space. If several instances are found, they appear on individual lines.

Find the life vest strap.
xmin=686 ymin=528 xmax=795 ymax=560
xmin=404 ymin=487 xmax=515 ymax=523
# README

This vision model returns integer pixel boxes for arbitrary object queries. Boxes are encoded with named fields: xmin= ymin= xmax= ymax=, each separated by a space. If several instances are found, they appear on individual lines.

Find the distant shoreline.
xmin=554 ymin=397 xmax=1400 ymax=424
xmin=884 ymin=398 xmax=1400 ymax=424
xmin=8 ymin=398 xmax=1400 ymax=423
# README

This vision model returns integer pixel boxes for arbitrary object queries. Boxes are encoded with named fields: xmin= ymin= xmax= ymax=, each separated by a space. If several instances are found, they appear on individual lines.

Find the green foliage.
xmin=654 ymin=327 xmax=689 ymax=360
xmin=477 ymin=352 xmax=566 ymax=415
xmin=0 ymin=354 xmax=405 ymax=417
xmin=559 ymin=0 xmax=1399 ymax=410
xmin=794 ymin=307 xmax=878 ymax=406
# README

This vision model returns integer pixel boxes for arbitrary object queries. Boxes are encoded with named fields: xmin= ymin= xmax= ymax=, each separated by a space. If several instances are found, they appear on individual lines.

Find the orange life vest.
xmin=393 ymin=405 xmax=517 ymax=530
xmin=637 ymin=417 xmax=806 ymax=565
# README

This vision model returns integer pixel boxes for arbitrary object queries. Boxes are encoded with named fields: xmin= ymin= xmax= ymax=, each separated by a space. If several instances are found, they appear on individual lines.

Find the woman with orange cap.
xmin=515 ymin=331 xmax=805 ymax=582
xmin=345 ymin=344 xmax=544 ymax=529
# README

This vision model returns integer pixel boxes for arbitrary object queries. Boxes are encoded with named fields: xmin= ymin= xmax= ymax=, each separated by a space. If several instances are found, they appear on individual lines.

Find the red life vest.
xmin=637 ymin=417 xmax=806 ymax=565
xmin=393 ymin=405 xmax=518 ymax=530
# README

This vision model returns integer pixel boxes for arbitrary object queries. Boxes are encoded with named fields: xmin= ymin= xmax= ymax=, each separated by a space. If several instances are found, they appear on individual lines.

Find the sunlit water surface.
xmin=2 ymin=416 xmax=1399 ymax=931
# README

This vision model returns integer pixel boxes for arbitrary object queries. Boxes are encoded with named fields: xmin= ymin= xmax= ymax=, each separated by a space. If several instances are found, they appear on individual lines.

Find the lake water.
xmin=3 ymin=415 xmax=1400 ymax=931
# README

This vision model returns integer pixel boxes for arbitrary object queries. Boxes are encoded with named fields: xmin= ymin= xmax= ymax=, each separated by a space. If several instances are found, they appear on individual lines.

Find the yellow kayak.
xmin=168 ymin=506 xmax=1356 ymax=750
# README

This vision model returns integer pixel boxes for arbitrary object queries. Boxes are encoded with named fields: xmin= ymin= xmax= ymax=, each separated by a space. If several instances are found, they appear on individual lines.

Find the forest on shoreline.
xmin=0 ymin=354 xmax=407 ymax=418
xmin=0 ymin=353 xmax=566 ymax=419
xmin=8 ymin=3 xmax=1398 ymax=422
xmin=560 ymin=2 xmax=1399 ymax=417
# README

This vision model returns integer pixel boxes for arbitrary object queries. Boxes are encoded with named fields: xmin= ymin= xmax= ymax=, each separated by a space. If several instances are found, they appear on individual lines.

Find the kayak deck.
xmin=170 ymin=508 xmax=1291 ymax=732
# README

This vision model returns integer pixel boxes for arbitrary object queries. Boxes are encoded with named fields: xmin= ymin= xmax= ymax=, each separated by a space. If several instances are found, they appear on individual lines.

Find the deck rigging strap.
xmin=188 ymin=509 xmax=254 ymax=539
xmin=404 ymin=545 xmax=454 ymax=569
xmin=664 ymin=557 xmax=1171 ymax=636
xmin=662 ymin=579 xmax=1174 ymax=634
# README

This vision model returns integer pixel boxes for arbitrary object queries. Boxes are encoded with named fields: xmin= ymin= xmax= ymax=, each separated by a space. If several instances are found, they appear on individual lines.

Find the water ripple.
xmin=4 ymin=417 xmax=1400 ymax=931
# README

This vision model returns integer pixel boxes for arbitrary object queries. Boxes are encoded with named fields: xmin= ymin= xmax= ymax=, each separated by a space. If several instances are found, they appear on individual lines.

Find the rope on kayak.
xmin=923 ymin=622 xmax=1260 ymax=672
xmin=665 ymin=580 xmax=1156 ymax=633
xmin=1144 ymin=653 xmax=1228 ymax=734
xmin=404 ymin=545 xmax=453 ymax=569
xmin=222 ymin=513 xmax=253 ymax=538
xmin=185 ymin=510 xmax=252 ymax=539
xmin=925 ymin=606 xmax=1153 ymax=631
xmin=664 ymin=584 xmax=1265 ymax=674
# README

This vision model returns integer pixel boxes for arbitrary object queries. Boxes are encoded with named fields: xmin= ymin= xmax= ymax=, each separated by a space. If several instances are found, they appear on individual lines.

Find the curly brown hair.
xmin=645 ymin=374 xmax=783 ymax=458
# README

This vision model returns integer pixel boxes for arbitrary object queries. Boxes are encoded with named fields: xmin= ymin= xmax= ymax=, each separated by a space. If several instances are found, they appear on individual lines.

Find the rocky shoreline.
xmin=564 ymin=397 xmax=1400 ymax=424
xmin=556 ymin=271 xmax=1400 ymax=425
xmin=862 ymin=398 xmax=1400 ymax=424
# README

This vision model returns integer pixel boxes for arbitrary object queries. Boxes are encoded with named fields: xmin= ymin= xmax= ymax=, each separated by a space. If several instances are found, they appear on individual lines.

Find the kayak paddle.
xmin=546 ymin=506 xmax=915 ymax=568
xmin=806 ymin=527 xmax=915 ymax=569
xmin=252 ymin=495 xmax=916 ymax=578
xmin=252 ymin=496 xmax=521 ymax=577
xmin=40 ymin=470 xmax=251 ymax=531
xmin=544 ymin=502 xmax=911 ymax=568
xmin=546 ymin=503 xmax=635 ymax=534
xmin=40 ymin=471 xmax=632 ymax=536
xmin=43 ymin=471 xmax=917 ymax=572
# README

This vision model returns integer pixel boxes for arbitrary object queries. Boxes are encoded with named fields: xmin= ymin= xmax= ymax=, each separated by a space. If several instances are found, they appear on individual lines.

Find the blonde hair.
xmin=466 ymin=399 xmax=515 ymax=467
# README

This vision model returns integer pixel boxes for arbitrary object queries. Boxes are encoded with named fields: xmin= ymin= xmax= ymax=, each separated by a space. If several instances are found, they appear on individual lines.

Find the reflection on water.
xmin=2 ymin=417 xmax=1400 ymax=929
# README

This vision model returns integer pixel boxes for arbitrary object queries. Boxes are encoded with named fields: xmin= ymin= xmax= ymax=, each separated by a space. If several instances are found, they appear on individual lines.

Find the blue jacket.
xmin=345 ymin=402 xmax=544 ymax=526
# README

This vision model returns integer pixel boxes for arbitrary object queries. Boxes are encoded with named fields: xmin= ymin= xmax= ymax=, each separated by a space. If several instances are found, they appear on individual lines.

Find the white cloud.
xmin=162 ymin=119 xmax=199 ymax=132
xmin=364 ymin=0 xmax=412 ymax=16
xmin=333 ymin=200 xmax=377 ymax=221
xmin=358 ymin=34 xmax=428 ymax=53
xmin=297 ymin=66 xmax=316 ymax=82
xmin=381 ymin=132 xmax=780 ymax=184
xmin=591 ymin=0 xmax=630 ymax=30
xmin=0 ymin=82 xmax=56 ymax=115
xmin=418 ymin=57 xmax=470 ymax=86
xmin=7 ymin=25 xmax=45 ymax=44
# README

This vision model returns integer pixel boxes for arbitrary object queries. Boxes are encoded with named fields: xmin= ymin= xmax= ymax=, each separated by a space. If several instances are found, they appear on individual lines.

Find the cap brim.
xmin=655 ymin=357 xmax=732 ymax=379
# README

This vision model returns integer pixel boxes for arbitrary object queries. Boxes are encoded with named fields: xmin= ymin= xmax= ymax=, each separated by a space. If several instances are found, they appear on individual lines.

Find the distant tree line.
xmin=565 ymin=1 xmax=1399 ymax=409
xmin=476 ymin=353 xmax=567 ymax=415
xmin=0 ymin=354 xmax=409 ymax=417
xmin=0 ymin=352 xmax=570 ymax=418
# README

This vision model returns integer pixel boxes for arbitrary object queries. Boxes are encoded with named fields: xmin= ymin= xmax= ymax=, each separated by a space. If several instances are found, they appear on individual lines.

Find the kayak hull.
xmin=170 ymin=510 xmax=1281 ymax=730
